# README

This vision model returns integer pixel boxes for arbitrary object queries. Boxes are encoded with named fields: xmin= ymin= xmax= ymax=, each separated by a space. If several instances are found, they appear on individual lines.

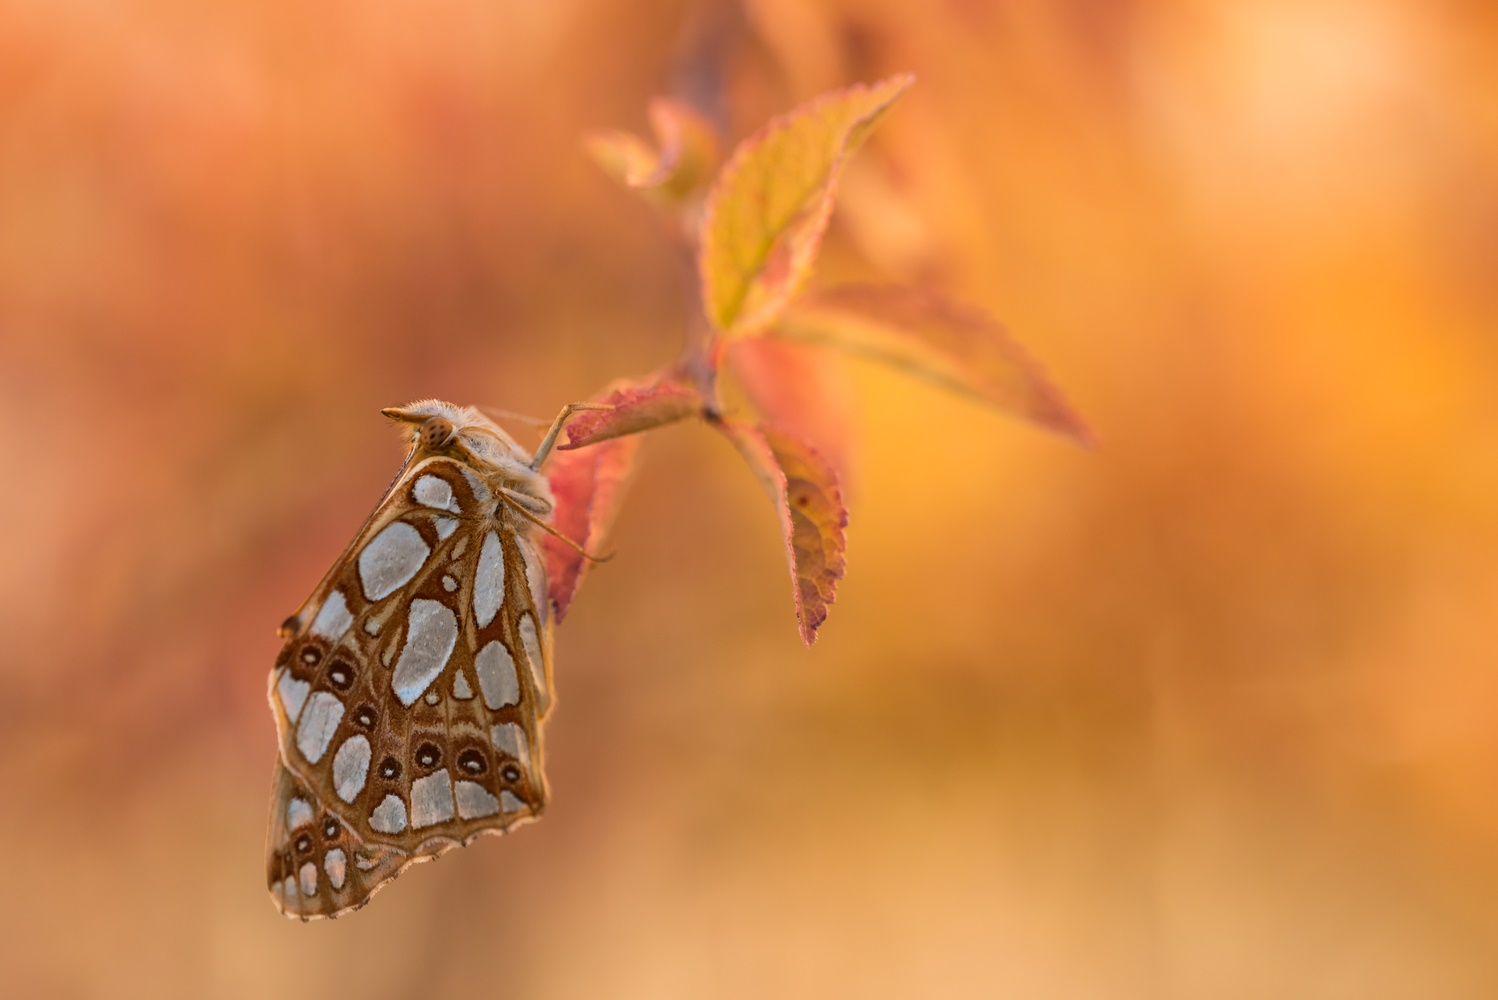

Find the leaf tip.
xmin=796 ymin=601 xmax=836 ymax=646
xmin=884 ymin=71 xmax=918 ymax=96
xmin=1032 ymin=393 xmax=1097 ymax=450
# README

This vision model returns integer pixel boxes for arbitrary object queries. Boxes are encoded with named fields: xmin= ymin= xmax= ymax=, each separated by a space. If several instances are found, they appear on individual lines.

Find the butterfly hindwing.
xmin=265 ymin=759 xmax=408 ymax=920
xmin=266 ymin=419 xmax=556 ymax=920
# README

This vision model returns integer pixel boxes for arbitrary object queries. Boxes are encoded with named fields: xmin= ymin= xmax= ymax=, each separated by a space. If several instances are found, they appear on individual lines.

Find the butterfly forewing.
xmin=266 ymin=415 xmax=556 ymax=920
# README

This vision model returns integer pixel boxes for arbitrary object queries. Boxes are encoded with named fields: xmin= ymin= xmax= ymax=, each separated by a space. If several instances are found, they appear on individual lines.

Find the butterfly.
xmin=265 ymin=399 xmax=601 ymax=920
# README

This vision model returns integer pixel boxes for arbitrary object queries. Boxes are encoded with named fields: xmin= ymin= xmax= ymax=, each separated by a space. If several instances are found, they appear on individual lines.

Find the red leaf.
xmin=715 ymin=420 xmax=848 ymax=646
xmin=559 ymin=378 xmax=703 ymax=450
xmin=543 ymin=433 xmax=641 ymax=622
xmin=774 ymin=284 xmax=1092 ymax=444
xmin=726 ymin=336 xmax=856 ymax=485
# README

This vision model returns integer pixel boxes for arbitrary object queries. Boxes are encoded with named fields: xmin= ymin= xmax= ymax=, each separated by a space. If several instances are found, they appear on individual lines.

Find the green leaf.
xmin=699 ymin=74 xmax=915 ymax=336
xmin=773 ymin=284 xmax=1092 ymax=444
xmin=714 ymin=420 xmax=847 ymax=646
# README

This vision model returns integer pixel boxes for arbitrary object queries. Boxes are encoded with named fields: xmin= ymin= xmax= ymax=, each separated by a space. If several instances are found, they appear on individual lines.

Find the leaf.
xmin=773 ymin=284 xmax=1092 ymax=444
xmin=699 ymin=73 xmax=915 ymax=336
xmin=714 ymin=420 xmax=847 ymax=646
xmin=725 ymin=336 xmax=857 ymax=485
xmin=559 ymin=378 xmax=703 ymax=450
xmin=542 ymin=433 xmax=642 ymax=622
xmin=584 ymin=98 xmax=720 ymax=204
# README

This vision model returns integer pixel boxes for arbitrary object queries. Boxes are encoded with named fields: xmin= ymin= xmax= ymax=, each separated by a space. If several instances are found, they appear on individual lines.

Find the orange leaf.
xmin=584 ymin=98 xmax=720 ymax=203
xmin=559 ymin=378 xmax=703 ymax=450
xmin=543 ymin=433 xmax=641 ymax=622
xmin=715 ymin=420 xmax=847 ymax=646
xmin=726 ymin=336 xmax=856 ymax=485
xmin=774 ymin=284 xmax=1092 ymax=444
xmin=698 ymin=74 xmax=915 ymax=336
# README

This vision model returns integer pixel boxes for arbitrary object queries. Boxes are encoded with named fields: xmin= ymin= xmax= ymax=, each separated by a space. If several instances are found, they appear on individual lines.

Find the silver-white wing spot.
xmin=295 ymin=692 xmax=344 ymax=764
xmin=332 ymin=735 xmax=371 ymax=803
xmin=500 ymin=791 xmax=528 ymax=814
xmin=410 ymin=769 xmax=455 ymax=829
xmin=370 ymin=794 xmax=408 ymax=834
xmin=299 ymin=861 xmax=318 ymax=896
xmin=391 ymin=598 xmax=459 ymax=706
xmin=358 ymin=522 xmax=430 ymax=601
xmin=455 ymin=780 xmax=500 ymax=819
xmin=453 ymin=669 xmax=474 ymax=700
xmin=491 ymin=722 xmax=530 ymax=768
xmin=276 ymin=671 xmax=310 ymax=723
xmin=413 ymin=475 xmax=459 ymax=512
xmin=424 ymin=691 xmax=440 ymax=706
xmin=441 ymin=574 xmax=458 ymax=592
xmin=520 ymin=538 xmax=548 ymax=626
xmin=474 ymin=640 xmax=519 ymax=710
xmin=282 ymin=875 xmax=297 ymax=901
xmin=324 ymin=848 xmax=347 ymax=890
xmin=434 ymin=516 xmax=458 ymax=540
xmin=309 ymin=590 xmax=354 ymax=641
xmin=287 ymin=797 xmax=314 ymax=831
xmin=518 ymin=613 xmax=547 ymax=708
xmin=473 ymin=531 xmax=505 ymax=628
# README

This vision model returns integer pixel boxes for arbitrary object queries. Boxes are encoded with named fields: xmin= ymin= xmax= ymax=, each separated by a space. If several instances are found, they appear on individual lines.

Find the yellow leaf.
xmin=698 ymin=74 xmax=915 ymax=336
xmin=774 ymin=284 xmax=1092 ymax=445
xmin=584 ymin=98 xmax=719 ymax=204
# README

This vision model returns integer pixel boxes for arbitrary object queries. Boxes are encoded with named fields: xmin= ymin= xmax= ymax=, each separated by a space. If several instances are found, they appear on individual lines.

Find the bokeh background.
xmin=4 ymin=0 xmax=1498 ymax=996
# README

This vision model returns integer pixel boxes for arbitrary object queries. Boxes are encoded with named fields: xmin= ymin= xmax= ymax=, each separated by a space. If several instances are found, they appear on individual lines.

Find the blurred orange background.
xmin=5 ymin=1 xmax=1498 ymax=996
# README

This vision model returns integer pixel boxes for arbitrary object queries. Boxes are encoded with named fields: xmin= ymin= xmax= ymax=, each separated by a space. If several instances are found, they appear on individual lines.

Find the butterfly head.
xmin=381 ymin=400 xmax=552 ymax=508
xmin=416 ymin=415 xmax=457 ymax=450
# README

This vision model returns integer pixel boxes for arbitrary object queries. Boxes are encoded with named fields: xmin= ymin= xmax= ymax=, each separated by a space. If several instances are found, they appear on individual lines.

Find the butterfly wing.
xmin=266 ymin=454 xmax=555 ymax=919
xmin=265 ymin=759 xmax=410 ymax=919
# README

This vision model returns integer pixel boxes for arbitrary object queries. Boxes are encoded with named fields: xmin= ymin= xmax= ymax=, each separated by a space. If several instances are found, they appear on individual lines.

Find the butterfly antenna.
xmin=497 ymin=490 xmax=614 ymax=563
xmin=476 ymin=405 xmax=552 ymax=428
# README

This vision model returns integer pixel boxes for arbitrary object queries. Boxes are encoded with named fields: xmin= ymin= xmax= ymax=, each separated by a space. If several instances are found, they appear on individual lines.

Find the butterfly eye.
xmin=420 ymin=417 xmax=456 ymax=450
xmin=379 ymin=756 xmax=402 ymax=781
xmin=500 ymin=764 xmax=521 ymax=784
xmin=322 ymin=817 xmax=341 ymax=840
xmin=415 ymin=743 xmax=442 ymax=770
xmin=457 ymin=748 xmax=487 ymax=776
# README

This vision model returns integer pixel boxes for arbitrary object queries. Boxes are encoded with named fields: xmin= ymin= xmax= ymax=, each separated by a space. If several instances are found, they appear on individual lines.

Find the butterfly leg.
xmin=530 ymin=401 xmax=613 ymax=470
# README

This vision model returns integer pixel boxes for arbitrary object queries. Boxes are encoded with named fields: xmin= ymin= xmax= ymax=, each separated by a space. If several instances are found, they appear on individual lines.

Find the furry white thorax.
xmin=392 ymin=399 xmax=554 ymax=512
